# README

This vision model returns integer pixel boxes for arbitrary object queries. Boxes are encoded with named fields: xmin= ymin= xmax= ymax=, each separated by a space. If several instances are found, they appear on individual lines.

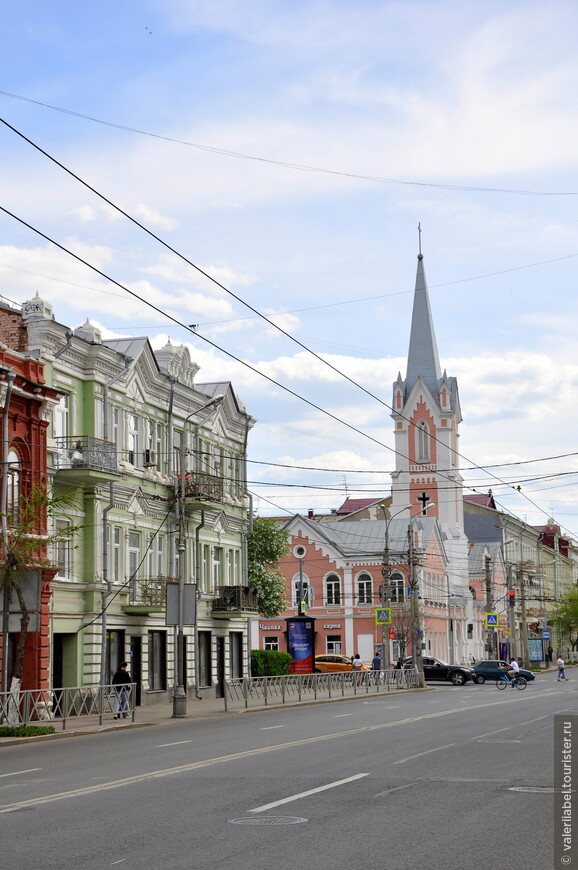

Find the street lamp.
xmin=172 ymin=394 xmax=223 ymax=718
xmin=408 ymin=503 xmax=436 ymax=689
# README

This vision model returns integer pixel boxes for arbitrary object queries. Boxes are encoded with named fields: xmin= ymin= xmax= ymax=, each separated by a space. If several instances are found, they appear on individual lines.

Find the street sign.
xmin=375 ymin=607 xmax=392 ymax=625
xmin=485 ymin=612 xmax=499 ymax=627
xmin=543 ymin=630 xmax=551 ymax=639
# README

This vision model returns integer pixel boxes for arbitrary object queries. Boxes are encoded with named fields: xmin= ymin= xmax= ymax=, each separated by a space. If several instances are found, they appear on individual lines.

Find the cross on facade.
xmin=417 ymin=491 xmax=430 ymax=514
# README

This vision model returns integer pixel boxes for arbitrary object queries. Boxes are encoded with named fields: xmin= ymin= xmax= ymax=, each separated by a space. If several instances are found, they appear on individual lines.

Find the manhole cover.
xmin=228 ymin=816 xmax=307 ymax=826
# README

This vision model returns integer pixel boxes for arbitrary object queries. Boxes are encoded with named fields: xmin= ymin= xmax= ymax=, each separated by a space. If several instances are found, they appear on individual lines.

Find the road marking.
xmin=0 ymin=768 xmax=41 ymax=779
xmin=155 ymin=740 xmax=192 ymax=747
xmin=248 ymin=773 xmax=369 ymax=813
xmin=393 ymin=743 xmax=456 ymax=765
xmin=334 ymin=714 xmax=352 ymax=718
xmin=374 ymin=783 xmax=414 ymax=797
xmin=470 ymin=726 xmax=512 ymax=740
xmin=517 ymin=715 xmax=549 ymax=726
xmin=0 ymin=691 xmax=553 ymax=814
xmin=259 ymin=726 xmax=285 ymax=731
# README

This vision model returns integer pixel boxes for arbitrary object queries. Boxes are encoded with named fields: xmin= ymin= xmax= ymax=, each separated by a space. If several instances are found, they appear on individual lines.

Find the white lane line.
xmin=248 ymin=773 xmax=369 ymax=813
xmin=374 ymin=783 xmax=414 ymax=797
xmin=0 ymin=768 xmax=42 ymax=779
xmin=334 ymin=714 xmax=352 ymax=718
xmin=393 ymin=743 xmax=456 ymax=765
xmin=517 ymin=715 xmax=549 ymax=727
xmin=155 ymin=740 xmax=192 ymax=748
xmin=470 ymin=726 xmax=512 ymax=740
xmin=259 ymin=726 xmax=285 ymax=731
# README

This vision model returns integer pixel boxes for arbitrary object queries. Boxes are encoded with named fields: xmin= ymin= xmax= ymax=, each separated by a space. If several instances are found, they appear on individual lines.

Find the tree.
xmin=247 ymin=516 xmax=289 ymax=618
xmin=552 ymin=587 xmax=578 ymax=654
xmin=1 ymin=485 xmax=81 ymax=716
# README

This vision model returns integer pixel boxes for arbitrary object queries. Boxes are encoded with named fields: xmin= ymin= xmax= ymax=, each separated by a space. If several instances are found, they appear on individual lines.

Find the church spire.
xmin=405 ymin=229 xmax=441 ymax=396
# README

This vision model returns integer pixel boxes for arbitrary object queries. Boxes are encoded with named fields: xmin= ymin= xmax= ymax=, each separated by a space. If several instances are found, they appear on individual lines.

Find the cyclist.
xmin=500 ymin=661 xmax=517 ymax=684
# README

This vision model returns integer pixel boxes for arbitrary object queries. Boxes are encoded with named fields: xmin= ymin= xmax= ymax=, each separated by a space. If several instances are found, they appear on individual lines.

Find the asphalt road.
xmin=1 ymin=678 xmax=574 ymax=870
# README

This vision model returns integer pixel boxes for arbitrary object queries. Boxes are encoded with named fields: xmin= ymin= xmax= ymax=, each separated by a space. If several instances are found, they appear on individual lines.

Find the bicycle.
xmin=496 ymin=673 xmax=527 ymax=691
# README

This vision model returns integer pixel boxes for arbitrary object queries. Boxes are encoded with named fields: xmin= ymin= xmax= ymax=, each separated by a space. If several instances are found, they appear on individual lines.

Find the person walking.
xmin=351 ymin=653 xmax=363 ymax=686
xmin=371 ymin=651 xmax=382 ymax=684
xmin=112 ymin=661 xmax=133 ymax=718
xmin=557 ymin=655 xmax=568 ymax=681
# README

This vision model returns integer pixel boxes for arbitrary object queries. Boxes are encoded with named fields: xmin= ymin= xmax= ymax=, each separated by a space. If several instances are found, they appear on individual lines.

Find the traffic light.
xmin=508 ymin=589 xmax=516 ymax=607
xmin=389 ymin=627 xmax=395 ymax=640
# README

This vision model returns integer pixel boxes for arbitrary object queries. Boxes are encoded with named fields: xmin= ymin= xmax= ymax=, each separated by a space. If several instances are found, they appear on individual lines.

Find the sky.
xmin=2 ymin=1 xmax=578 ymax=536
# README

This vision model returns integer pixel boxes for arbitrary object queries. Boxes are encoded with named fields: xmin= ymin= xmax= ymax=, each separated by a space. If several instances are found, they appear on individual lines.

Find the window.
xmin=417 ymin=420 xmax=430 ymax=462
xmin=128 ymin=414 xmax=140 ymax=465
xmin=148 ymin=534 xmax=164 ymax=577
xmin=264 ymin=636 xmax=279 ymax=651
xmin=325 ymin=574 xmax=341 ymax=606
xmin=112 ymin=527 xmax=121 ymax=583
xmin=148 ymin=631 xmax=166 ymax=690
xmin=213 ymin=445 xmax=223 ymax=477
xmin=357 ymin=573 xmax=372 ymax=604
xmin=112 ymin=406 xmax=121 ymax=455
xmin=53 ymin=394 xmax=69 ymax=439
xmin=6 ymin=450 xmax=20 ymax=524
xmin=202 ymin=543 xmax=210 ymax=592
xmin=327 ymin=635 xmax=342 ymax=654
xmin=128 ymin=531 xmax=140 ymax=581
xmin=212 ymin=547 xmax=223 ymax=588
xmin=55 ymin=518 xmax=71 ymax=577
xmin=390 ymin=572 xmax=405 ymax=603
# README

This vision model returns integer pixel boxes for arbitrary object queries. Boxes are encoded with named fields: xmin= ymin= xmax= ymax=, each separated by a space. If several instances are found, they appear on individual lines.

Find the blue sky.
xmin=2 ymin=1 xmax=578 ymax=535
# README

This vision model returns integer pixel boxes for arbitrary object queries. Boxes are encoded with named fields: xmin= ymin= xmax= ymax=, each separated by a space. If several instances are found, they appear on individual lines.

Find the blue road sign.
xmin=375 ymin=608 xmax=392 ymax=625
xmin=485 ymin=612 xmax=499 ymax=627
xmin=543 ymin=630 xmax=551 ymax=639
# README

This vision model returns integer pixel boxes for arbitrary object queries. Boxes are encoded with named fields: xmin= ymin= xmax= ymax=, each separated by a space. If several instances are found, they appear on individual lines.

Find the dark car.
xmin=473 ymin=660 xmax=535 ymax=684
xmin=403 ymin=656 xmax=475 ymax=685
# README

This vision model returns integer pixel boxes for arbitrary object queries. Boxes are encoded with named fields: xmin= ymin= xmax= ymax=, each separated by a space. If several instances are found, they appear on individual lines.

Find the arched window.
xmin=357 ymin=572 xmax=372 ymax=604
xmin=6 ymin=450 xmax=20 ymax=524
xmin=417 ymin=420 xmax=429 ymax=462
xmin=389 ymin=571 xmax=405 ymax=603
xmin=325 ymin=574 xmax=341 ymax=606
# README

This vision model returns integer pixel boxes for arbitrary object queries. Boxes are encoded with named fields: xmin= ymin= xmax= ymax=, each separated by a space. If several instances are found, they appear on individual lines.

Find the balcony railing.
xmin=129 ymin=576 xmax=178 ymax=607
xmin=212 ymin=585 xmax=259 ymax=615
xmin=181 ymin=471 xmax=224 ymax=502
xmin=54 ymin=436 xmax=118 ymax=474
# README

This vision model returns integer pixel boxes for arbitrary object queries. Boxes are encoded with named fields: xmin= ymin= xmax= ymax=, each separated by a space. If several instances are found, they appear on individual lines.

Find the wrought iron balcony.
xmin=54 ymin=436 xmax=118 ymax=475
xmin=124 ymin=575 xmax=178 ymax=614
xmin=212 ymin=585 xmax=259 ymax=617
xmin=180 ymin=471 xmax=224 ymax=503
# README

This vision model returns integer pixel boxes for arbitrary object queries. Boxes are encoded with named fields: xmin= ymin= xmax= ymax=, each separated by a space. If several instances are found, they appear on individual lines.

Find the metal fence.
xmin=0 ymin=684 xmax=136 ymax=729
xmin=224 ymin=668 xmax=419 ymax=711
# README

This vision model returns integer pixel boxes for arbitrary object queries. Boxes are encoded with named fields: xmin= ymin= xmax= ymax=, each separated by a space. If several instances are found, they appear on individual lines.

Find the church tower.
xmin=391 ymin=240 xmax=468 ymax=579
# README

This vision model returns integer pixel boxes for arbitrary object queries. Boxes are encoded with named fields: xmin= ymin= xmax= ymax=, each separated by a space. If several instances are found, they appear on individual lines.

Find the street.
xmin=1 ymin=679 xmax=573 ymax=870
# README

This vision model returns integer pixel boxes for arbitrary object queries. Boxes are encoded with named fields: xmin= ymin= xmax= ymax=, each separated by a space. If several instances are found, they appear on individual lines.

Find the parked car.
xmin=403 ymin=656 xmax=475 ymax=685
xmin=473 ymin=660 xmax=535 ymax=684
xmin=314 ymin=654 xmax=370 ymax=673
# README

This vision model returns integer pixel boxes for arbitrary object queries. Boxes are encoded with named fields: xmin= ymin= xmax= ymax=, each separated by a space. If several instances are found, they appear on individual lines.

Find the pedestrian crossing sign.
xmin=375 ymin=608 xmax=392 ymax=625
xmin=485 ymin=612 xmax=499 ymax=627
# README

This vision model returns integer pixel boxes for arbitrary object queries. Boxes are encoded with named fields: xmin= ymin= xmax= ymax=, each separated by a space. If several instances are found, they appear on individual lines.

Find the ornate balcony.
xmin=123 ymin=575 xmax=178 ymax=615
xmin=181 ymin=471 xmax=224 ymax=504
xmin=54 ymin=436 xmax=118 ymax=478
xmin=212 ymin=585 xmax=260 ymax=618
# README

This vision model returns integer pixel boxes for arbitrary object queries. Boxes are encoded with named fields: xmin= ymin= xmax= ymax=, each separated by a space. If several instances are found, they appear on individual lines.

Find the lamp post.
xmin=172 ymin=395 xmax=223 ymax=718
xmin=380 ymin=504 xmax=411 ymax=670
xmin=408 ymin=502 xmax=436 ymax=689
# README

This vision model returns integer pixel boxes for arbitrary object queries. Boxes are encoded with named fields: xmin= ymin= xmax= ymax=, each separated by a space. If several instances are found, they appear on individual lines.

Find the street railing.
xmin=224 ymin=668 xmax=419 ymax=710
xmin=0 ymin=684 xmax=136 ymax=729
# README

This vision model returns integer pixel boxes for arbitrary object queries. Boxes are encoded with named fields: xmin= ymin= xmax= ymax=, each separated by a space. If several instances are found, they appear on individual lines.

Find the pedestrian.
xmin=371 ymin=651 xmax=382 ymax=683
xmin=351 ymin=653 xmax=363 ymax=685
xmin=557 ymin=655 xmax=568 ymax=681
xmin=547 ymin=645 xmax=553 ymax=664
xmin=112 ymin=661 xmax=133 ymax=718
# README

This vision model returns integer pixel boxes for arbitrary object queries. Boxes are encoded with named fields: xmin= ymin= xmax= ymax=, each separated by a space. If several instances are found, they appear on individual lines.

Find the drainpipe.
xmin=194 ymin=511 xmax=205 ymax=699
xmin=242 ymin=412 xmax=253 ymax=680
xmin=1 ymin=368 xmax=15 ymax=694
xmin=53 ymin=331 xmax=74 ymax=360
xmin=98 ymin=356 xmax=131 ymax=685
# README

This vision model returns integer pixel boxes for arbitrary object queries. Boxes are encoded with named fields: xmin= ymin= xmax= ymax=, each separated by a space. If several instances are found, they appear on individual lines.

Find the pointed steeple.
xmin=405 ymin=246 xmax=442 ymax=396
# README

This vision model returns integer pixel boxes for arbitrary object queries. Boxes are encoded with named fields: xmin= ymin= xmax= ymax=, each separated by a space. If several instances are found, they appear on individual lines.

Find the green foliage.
xmin=0 ymin=724 xmax=56 ymax=737
xmin=552 ymin=587 xmax=578 ymax=649
xmin=247 ymin=516 xmax=290 ymax=618
xmin=250 ymin=649 xmax=292 ymax=676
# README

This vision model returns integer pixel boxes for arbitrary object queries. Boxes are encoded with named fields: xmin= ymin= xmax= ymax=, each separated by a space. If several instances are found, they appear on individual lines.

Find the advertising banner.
xmin=287 ymin=617 xmax=315 ymax=674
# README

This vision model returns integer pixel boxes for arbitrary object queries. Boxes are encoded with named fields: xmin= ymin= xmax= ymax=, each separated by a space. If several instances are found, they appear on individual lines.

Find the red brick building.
xmin=0 ymin=332 xmax=60 ymax=691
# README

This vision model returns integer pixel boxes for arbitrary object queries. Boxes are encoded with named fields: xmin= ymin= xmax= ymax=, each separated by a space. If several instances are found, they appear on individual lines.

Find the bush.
xmin=251 ymin=649 xmax=293 ymax=677
xmin=0 ymin=724 xmax=56 ymax=737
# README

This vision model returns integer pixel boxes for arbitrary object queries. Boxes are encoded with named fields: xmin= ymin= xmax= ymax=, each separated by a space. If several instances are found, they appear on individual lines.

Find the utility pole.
xmin=518 ymin=565 xmax=529 ymax=667
xmin=381 ymin=531 xmax=391 ymax=670
xmin=484 ymin=555 xmax=494 ymax=659
xmin=408 ymin=525 xmax=425 ymax=688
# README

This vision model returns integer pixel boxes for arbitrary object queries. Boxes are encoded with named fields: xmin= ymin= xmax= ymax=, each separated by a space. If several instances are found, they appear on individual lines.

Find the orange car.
xmin=314 ymin=654 xmax=370 ymax=673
